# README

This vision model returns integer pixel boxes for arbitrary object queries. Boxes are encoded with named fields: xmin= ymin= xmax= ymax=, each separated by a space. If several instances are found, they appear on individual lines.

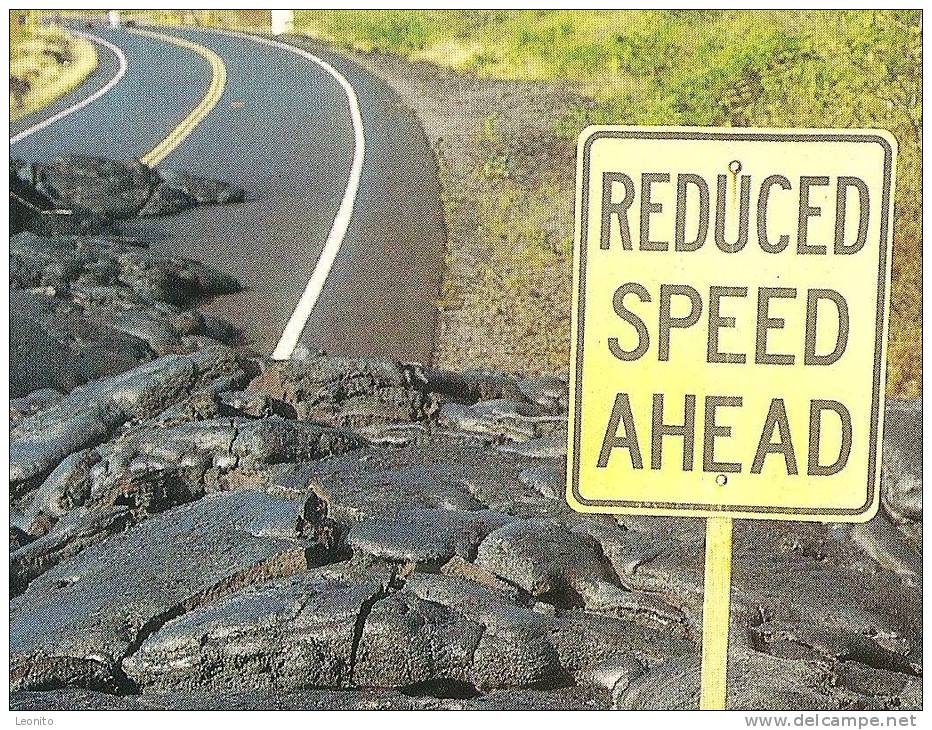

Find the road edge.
xmin=10 ymin=29 xmax=128 ymax=145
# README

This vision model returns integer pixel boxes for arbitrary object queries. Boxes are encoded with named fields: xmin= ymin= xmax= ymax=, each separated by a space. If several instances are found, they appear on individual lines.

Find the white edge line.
xmin=10 ymin=29 xmax=128 ymax=144
xmin=210 ymin=27 xmax=365 ymax=361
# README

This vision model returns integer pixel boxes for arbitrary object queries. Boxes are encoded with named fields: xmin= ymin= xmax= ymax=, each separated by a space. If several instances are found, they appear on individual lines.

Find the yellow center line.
xmin=126 ymin=27 xmax=227 ymax=167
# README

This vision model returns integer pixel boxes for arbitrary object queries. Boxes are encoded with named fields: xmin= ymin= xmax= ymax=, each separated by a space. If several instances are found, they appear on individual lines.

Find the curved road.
xmin=11 ymin=23 xmax=446 ymax=363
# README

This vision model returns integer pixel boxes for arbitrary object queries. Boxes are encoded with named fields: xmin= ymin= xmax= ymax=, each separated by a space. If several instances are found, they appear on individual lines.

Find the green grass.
xmin=295 ymin=9 xmax=921 ymax=397
xmin=10 ymin=20 xmax=98 ymax=122
xmin=118 ymin=10 xmax=273 ymax=30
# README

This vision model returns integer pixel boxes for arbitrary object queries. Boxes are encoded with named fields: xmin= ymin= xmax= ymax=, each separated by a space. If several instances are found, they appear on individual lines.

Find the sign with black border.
xmin=567 ymin=127 xmax=895 ymax=521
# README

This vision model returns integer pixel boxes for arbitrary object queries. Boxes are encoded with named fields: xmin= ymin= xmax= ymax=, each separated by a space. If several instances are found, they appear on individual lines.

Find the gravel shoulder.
xmin=305 ymin=42 xmax=589 ymax=376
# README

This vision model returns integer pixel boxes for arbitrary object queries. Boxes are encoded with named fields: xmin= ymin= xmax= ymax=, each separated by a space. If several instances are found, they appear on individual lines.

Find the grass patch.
xmin=10 ymin=20 xmax=98 ymax=122
xmin=119 ymin=10 xmax=273 ymax=30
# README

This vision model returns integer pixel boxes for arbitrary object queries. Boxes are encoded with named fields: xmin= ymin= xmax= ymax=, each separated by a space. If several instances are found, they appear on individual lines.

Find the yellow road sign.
xmin=567 ymin=127 xmax=896 ymax=521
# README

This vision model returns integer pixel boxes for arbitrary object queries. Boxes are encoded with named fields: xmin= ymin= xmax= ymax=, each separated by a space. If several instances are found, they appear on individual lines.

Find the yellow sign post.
xmin=567 ymin=127 xmax=896 ymax=709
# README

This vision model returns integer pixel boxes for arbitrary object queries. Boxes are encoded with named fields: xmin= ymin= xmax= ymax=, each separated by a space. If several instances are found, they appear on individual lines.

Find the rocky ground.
xmin=10 ymin=156 xmax=245 ymax=398
xmin=8 ymin=338 xmax=923 ymax=710
xmin=9 ymin=156 xmax=922 ymax=711
xmin=8 ymin=271 xmax=923 ymax=707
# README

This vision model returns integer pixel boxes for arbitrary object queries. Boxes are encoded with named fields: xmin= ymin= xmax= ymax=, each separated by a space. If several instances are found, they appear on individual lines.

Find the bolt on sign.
xmin=568 ymin=127 xmax=896 ymax=520
xmin=566 ymin=126 xmax=896 ymax=709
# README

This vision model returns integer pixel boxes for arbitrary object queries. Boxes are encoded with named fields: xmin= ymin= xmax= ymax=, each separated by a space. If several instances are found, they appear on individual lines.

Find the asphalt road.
xmin=11 ymin=23 xmax=446 ymax=363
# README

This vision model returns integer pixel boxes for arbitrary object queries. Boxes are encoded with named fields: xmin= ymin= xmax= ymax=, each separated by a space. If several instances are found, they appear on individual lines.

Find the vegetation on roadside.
xmin=79 ymin=10 xmax=920 ymax=395
xmin=295 ymin=9 xmax=922 ymax=397
xmin=120 ymin=9 xmax=271 ymax=30
xmin=10 ymin=13 xmax=98 ymax=122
